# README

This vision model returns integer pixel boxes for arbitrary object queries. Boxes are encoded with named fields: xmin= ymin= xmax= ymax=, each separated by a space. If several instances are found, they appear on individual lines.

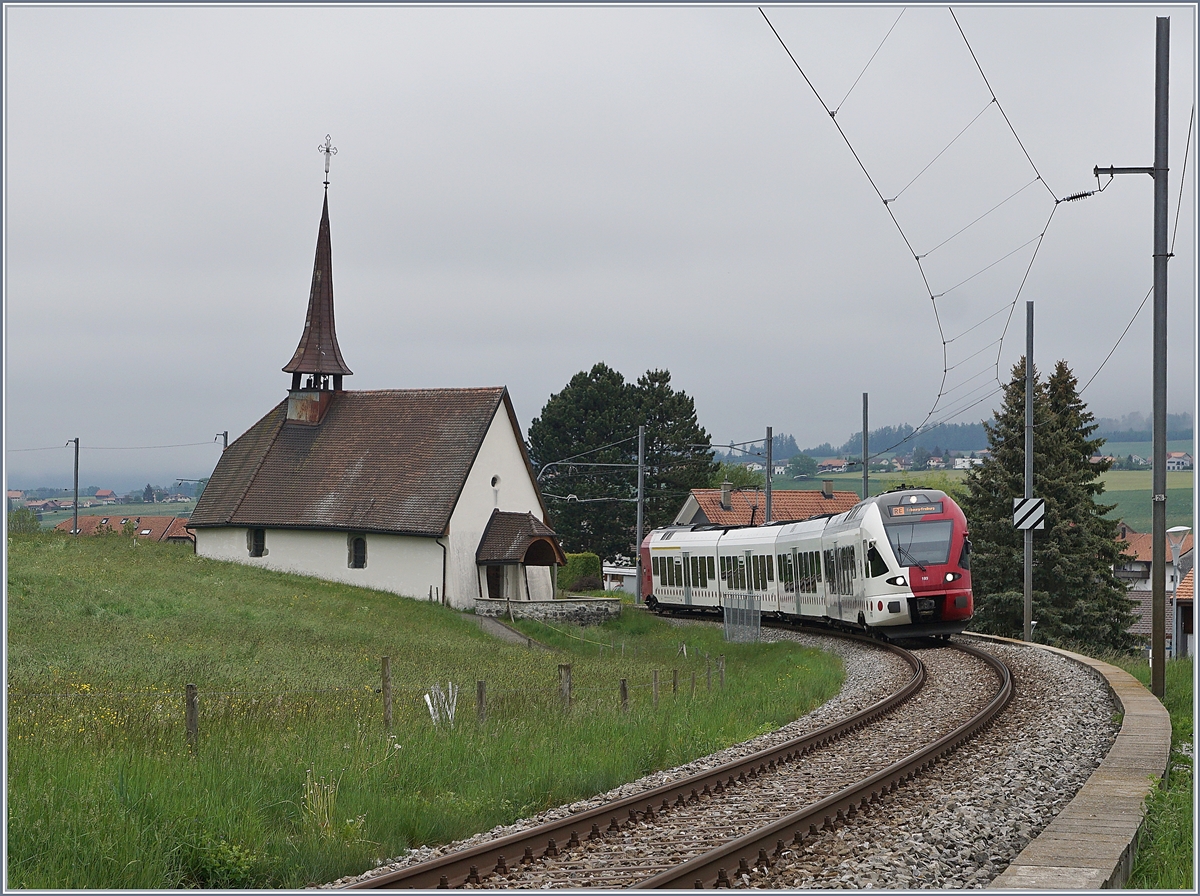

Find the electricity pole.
xmin=1093 ymin=17 xmax=1169 ymax=697
xmin=862 ymin=393 xmax=869 ymax=500
xmin=635 ymin=425 xmax=645 ymax=606
xmin=68 ymin=438 xmax=79 ymax=536
xmin=764 ymin=426 xmax=772 ymax=523
xmin=1024 ymin=303 xmax=1034 ymax=642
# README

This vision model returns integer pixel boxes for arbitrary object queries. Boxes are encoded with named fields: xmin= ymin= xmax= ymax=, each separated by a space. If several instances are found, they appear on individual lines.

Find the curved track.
xmin=344 ymin=633 xmax=1011 ymax=890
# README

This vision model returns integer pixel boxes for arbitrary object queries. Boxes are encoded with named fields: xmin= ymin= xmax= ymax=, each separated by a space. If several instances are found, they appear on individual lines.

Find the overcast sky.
xmin=4 ymin=4 xmax=1197 ymax=492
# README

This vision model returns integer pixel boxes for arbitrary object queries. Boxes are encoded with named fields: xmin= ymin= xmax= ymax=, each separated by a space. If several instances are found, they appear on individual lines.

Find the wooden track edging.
xmin=961 ymin=633 xmax=1171 ymax=890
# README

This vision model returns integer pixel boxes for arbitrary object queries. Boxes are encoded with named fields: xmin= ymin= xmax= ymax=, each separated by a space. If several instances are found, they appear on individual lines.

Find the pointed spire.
xmin=283 ymin=191 xmax=353 ymax=389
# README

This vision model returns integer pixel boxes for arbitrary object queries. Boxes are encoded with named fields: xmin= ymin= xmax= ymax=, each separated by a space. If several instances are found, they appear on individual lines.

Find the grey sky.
xmin=4 ymin=4 xmax=1196 ymax=492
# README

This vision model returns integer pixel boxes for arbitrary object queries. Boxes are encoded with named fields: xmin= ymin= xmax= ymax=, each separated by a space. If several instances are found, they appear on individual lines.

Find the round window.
xmin=491 ymin=475 xmax=500 ymax=488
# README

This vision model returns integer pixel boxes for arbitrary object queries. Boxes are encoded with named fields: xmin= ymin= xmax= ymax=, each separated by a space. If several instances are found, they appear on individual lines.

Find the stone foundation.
xmin=474 ymin=597 xmax=621 ymax=626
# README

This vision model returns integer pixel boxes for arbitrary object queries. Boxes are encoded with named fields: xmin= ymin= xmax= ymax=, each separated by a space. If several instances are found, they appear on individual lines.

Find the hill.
xmin=6 ymin=533 xmax=840 ymax=888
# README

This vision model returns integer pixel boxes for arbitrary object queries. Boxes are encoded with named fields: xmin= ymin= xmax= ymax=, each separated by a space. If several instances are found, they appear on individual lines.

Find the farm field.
xmin=5 ymin=533 xmax=842 ymax=889
xmin=771 ymin=470 xmax=1193 ymax=531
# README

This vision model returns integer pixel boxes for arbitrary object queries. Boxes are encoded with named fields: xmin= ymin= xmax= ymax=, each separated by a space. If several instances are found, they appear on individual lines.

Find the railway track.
xmin=343 ymin=632 xmax=1012 ymax=890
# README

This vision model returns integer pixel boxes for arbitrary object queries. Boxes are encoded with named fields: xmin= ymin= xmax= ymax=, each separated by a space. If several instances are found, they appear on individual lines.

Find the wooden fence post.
xmin=672 ymin=669 xmax=679 ymax=695
xmin=718 ymin=655 xmax=725 ymax=689
xmin=382 ymin=656 xmax=393 ymax=731
xmin=559 ymin=663 xmax=572 ymax=711
xmin=477 ymin=680 xmax=487 ymax=724
xmin=706 ymin=656 xmax=712 ymax=692
xmin=619 ymin=678 xmax=629 ymax=713
xmin=652 ymin=670 xmax=659 ymax=709
xmin=185 ymin=683 xmax=198 ymax=750
xmin=690 ymin=671 xmax=696 ymax=697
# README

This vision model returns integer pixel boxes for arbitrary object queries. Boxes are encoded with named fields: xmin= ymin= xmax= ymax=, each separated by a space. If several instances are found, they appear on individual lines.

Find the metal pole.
xmin=764 ymin=426 xmax=772 ymax=523
xmin=1024 ymin=302 xmax=1033 ymax=642
xmin=71 ymin=438 xmax=79 ymax=536
xmin=1150 ymin=16 xmax=1169 ymax=698
xmin=862 ymin=393 xmax=869 ymax=500
xmin=635 ymin=425 xmax=645 ymax=606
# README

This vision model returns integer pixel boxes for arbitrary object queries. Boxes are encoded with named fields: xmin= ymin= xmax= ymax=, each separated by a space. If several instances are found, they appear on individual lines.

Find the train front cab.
xmin=875 ymin=490 xmax=973 ymax=637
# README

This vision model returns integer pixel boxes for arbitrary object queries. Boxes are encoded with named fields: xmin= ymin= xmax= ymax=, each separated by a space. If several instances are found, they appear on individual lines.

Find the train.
xmin=639 ymin=487 xmax=973 ymax=639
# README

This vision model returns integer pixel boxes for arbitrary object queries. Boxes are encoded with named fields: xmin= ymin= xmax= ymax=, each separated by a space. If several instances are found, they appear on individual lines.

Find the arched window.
xmin=348 ymin=536 xmax=367 ymax=569
xmin=248 ymin=528 xmax=266 ymax=558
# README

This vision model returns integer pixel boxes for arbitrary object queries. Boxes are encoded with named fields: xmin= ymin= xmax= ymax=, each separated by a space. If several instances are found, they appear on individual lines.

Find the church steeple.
xmin=283 ymin=137 xmax=353 ymax=392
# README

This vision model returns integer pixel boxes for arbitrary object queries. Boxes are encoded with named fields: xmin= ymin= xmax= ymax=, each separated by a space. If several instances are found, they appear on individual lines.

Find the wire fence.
xmin=8 ymin=657 xmax=731 ymax=747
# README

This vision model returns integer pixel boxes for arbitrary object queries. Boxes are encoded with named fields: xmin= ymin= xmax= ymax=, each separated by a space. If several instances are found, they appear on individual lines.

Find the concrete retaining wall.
xmin=968 ymin=634 xmax=1172 ymax=890
xmin=474 ymin=597 xmax=621 ymax=626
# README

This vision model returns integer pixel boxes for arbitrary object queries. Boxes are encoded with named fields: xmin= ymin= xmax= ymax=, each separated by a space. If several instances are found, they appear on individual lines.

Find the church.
xmin=189 ymin=157 xmax=564 ymax=609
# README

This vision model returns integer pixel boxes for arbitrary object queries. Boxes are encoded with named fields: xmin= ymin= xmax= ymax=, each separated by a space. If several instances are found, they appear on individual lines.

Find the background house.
xmin=673 ymin=482 xmax=859 ymax=527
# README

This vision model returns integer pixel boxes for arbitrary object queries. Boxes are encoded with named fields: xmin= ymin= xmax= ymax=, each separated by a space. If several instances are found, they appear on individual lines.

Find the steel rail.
xmin=633 ymin=639 xmax=1013 ymax=889
xmin=343 ymin=632 xmax=923 ymax=890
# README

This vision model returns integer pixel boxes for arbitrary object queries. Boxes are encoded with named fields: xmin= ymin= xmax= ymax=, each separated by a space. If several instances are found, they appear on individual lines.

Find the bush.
xmin=561 ymin=553 xmax=601 ymax=590
xmin=570 ymin=575 xmax=603 ymax=592
xmin=7 ymin=508 xmax=41 ymax=534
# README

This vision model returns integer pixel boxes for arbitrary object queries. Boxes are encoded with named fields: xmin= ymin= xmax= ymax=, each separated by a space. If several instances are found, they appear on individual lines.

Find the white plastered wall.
xmin=447 ymin=405 xmax=554 ymax=608
xmin=193 ymin=527 xmax=444 ymax=600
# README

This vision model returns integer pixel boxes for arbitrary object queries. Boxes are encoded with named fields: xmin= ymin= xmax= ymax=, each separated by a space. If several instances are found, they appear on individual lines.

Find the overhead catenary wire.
xmin=1080 ymin=101 xmax=1194 ymax=397
xmin=833 ymin=7 xmax=906 ymax=115
xmin=758 ymin=7 xmax=1067 ymax=464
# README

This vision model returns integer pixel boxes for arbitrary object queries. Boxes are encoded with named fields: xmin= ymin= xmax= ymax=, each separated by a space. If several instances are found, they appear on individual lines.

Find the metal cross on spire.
xmin=319 ymin=134 xmax=337 ymax=188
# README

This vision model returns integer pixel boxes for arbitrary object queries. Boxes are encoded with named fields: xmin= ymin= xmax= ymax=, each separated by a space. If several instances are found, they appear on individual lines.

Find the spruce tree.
xmin=961 ymin=358 xmax=1137 ymax=650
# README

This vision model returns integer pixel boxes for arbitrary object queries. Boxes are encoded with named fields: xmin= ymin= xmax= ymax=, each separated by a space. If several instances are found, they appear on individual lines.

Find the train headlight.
xmin=885 ymin=575 xmax=907 ymax=587
xmin=945 ymin=572 xmax=962 ymax=583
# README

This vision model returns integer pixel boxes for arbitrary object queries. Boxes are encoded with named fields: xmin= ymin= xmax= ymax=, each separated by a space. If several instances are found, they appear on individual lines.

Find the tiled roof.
xmin=189 ymin=387 xmax=529 ymax=537
xmin=1118 ymin=532 xmax=1193 ymax=562
xmin=53 ymin=515 xmax=188 ymax=541
xmin=1177 ymin=569 xmax=1194 ymax=602
xmin=163 ymin=518 xmax=195 ymax=542
xmin=689 ymin=488 xmax=860 ymax=526
xmin=475 ymin=509 xmax=566 ymax=565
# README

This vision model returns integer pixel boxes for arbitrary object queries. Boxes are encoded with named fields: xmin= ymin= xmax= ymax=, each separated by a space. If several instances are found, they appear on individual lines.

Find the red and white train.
xmin=639 ymin=488 xmax=973 ymax=639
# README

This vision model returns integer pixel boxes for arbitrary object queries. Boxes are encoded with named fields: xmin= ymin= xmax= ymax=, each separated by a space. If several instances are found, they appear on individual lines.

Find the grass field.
xmin=6 ymin=532 xmax=843 ymax=888
xmin=773 ymin=469 xmax=1194 ymax=531
xmin=1113 ymin=656 xmax=1193 ymax=889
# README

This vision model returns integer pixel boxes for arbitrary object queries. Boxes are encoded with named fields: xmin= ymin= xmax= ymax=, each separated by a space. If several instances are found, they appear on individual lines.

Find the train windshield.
xmin=884 ymin=520 xmax=954 ymax=568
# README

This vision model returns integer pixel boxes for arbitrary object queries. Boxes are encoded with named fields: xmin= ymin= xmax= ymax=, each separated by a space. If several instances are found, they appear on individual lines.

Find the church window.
xmin=249 ymin=528 xmax=266 ymax=558
xmin=348 ymin=535 xmax=367 ymax=569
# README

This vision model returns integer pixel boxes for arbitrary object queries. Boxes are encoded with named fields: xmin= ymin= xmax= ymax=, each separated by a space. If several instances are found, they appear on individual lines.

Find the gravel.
xmin=322 ymin=630 xmax=1117 ymax=890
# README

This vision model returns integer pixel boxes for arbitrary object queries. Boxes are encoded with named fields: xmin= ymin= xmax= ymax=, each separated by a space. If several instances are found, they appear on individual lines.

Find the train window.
xmin=736 ymin=557 xmax=747 ymax=591
xmin=708 ymin=556 xmax=716 ymax=579
xmin=959 ymin=538 xmax=972 ymax=570
xmin=690 ymin=556 xmax=699 ymax=588
xmin=766 ymin=555 xmax=774 ymax=582
xmin=667 ymin=560 xmax=675 ymax=587
xmin=652 ymin=556 xmax=659 ymax=576
xmin=867 ymin=542 xmax=889 ymax=577
xmin=698 ymin=557 xmax=708 ymax=588
xmin=885 ymin=520 xmax=954 ymax=567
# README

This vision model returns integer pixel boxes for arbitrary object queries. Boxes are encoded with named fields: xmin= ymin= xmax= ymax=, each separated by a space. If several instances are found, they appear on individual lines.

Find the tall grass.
xmin=1113 ymin=656 xmax=1193 ymax=889
xmin=6 ymin=533 xmax=843 ymax=888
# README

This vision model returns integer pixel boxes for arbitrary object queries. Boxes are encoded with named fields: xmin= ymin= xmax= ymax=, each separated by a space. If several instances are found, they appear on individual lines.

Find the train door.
xmin=682 ymin=551 xmax=692 ymax=606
